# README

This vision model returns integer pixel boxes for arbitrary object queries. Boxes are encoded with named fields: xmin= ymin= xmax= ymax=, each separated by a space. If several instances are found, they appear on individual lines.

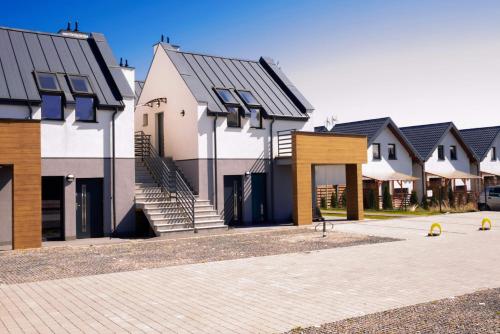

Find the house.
xmin=314 ymin=117 xmax=422 ymax=208
xmin=400 ymin=122 xmax=480 ymax=203
xmin=460 ymin=126 xmax=500 ymax=187
xmin=134 ymin=42 xmax=367 ymax=229
xmin=0 ymin=25 xmax=135 ymax=249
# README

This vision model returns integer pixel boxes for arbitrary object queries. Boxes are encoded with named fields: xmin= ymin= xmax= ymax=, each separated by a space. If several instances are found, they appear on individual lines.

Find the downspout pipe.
xmin=213 ymin=115 xmax=218 ymax=211
xmin=111 ymin=108 xmax=118 ymax=236
xmin=270 ymin=118 xmax=275 ymax=223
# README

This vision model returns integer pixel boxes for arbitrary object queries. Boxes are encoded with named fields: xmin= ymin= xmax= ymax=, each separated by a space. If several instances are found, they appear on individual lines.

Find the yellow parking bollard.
xmin=480 ymin=218 xmax=492 ymax=231
xmin=428 ymin=223 xmax=442 ymax=237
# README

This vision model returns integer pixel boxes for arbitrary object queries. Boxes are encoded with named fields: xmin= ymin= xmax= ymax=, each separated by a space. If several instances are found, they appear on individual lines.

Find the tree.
xmin=368 ymin=189 xmax=377 ymax=210
xmin=382 ymin=185 xmax=393 ymax=210
xmin=320 ymin=196 xmax=327 ymax=209
xmin=410 ymin=191 xmax=419 ymax=206
xmin=341 ymin=191 xmax=347 ymax=208
xmin=330 ymin=190 xmax=338 ymax=208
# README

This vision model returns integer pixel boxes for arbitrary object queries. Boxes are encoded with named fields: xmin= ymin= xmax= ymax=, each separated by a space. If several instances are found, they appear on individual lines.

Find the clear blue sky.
xmin=2 ymin=0 xmax=500 ymax=128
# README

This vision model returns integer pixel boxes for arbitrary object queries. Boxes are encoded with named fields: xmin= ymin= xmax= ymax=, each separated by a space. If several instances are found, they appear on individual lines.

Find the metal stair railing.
xmin=135 ymin=131 xmax=196 ymax=230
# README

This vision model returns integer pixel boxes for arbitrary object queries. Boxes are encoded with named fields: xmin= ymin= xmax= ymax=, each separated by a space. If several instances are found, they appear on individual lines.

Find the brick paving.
xmin=286 ymin=288 xmax=500 ymax=334
xmin=0 ymin=212 xmax=498 ymax=333
xmin=0 ymin=228 xmax=394 ymax=285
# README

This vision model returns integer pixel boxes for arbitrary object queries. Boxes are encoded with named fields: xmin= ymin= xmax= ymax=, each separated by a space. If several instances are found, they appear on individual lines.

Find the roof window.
xmin=68 ymin=75 xmax=93 ymax=94
xmin=35 ymin=72 xmax=61 ymax=92
xmin=214 ymin=88 xmax=238 ymax=105
xmin=236 ymin=90 xmax=260 ymax=107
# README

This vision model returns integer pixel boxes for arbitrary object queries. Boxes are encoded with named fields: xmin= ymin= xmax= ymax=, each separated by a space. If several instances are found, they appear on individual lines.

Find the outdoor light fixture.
xmin=66 ymin=174 xmax=75 ymax=182
xmin=245 ymin=171 xmax=251 ymax=177
xmin=180 ymin=110 xmax=185 ymax=117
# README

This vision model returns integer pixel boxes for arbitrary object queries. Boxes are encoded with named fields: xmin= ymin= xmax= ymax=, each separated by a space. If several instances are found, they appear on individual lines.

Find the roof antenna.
xmin=161 ymin=34 xmax=164 ymax=42
xmin=74 ymin=21 xmax=79 ymax=32
xmin=66 ymin=21 xmax=71 ymax=31
xmin=119 ymin=57 xmax=123 ymax=67
xmin=125 ymin=59 xmax=129 ymax=67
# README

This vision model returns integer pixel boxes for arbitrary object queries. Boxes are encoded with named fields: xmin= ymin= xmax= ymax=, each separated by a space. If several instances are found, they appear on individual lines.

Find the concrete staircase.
xmin=135 ymin=159 xmax=227 ymax=235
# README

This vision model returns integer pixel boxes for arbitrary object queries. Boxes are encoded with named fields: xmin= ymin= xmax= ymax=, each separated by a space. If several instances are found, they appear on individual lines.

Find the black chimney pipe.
xmin=67 ymin=21 xmax=71 ymax=31
xmin=167 ymin=36 xmax=170 ymax=43
xmin=119 ymin=57 xmax=123 ymax=67
xmin=74 ymin=21 xmax=79 ymax=32
xmin=161 ymin=34 xmax=164 ymax=42
xmin=125 ymin=59 xmax=128 ymax=67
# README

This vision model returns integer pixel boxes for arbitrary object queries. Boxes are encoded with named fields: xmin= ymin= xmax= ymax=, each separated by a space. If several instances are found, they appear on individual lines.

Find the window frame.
xmin=226 ymin=106 xmax=241 ymax=128
xmin=491 ymin=147 xmax=497 ymax=161
xmin=214 ymin=88 xmax=239 ymax=106
xmin=67 ymin=74 xmax=94 ymax=95
xmin=143 ymin=113 xmax=149 ymax=127
xmin=437 ymin=145 xmax=445 ymax=160
xmin=450 ymin=145 xmax=457 ymax=160
xmin=41 ymin=93 xmax=64 ymax=121
xmin=74 ymin=96 xmax=97 ymax=122
xmin=249 ymin=107 xmax=263 ymax=129
xmin=235 ymin=90 xmax=261 ymax=107
xmin=388 ymin=143 xmax=397 ymax=160
xmin=372 ymin=143 xmax=381 ymax=160
xmin=34 ymin=71 xmax=62 ymax=92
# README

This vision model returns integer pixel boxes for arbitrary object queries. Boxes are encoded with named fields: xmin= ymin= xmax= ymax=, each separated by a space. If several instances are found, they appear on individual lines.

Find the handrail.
xmin=277 ymin=129 xmax=295 ymax=157
xmin=135 ymin=131 xmax=196 ymax=230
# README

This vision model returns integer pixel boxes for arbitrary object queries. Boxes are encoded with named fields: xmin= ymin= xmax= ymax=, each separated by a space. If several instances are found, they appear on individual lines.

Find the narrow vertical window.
xmin=438 ymin=145 xmax=445 ymax=160
xmin=226 ymin=106 xmax=241 ymax=128
xmin=41 ymin=94 xmax=63 ymax=120
xmin=491 ymin=147 xmax=497 ymax=161
xmin=388 ymin=144 xmax=397 ymax=160
xmin=450 ymin=145 xmax=457 ymax=160
xmin=372 ymin=143 xmax=381 ymax=160
xmin=75 ymin=96 xmax=96 ymax=121
xmin=249 ymin=108 xmax=262 ymax=128
xmin=143 ymin=113 xmax=149 ymax=127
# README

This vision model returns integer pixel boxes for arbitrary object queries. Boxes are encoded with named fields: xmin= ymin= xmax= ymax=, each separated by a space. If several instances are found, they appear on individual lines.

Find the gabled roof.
xmin=159 ymin=43 xmax=313 ymax=120
xmin=400 ymin=122 xmax=479 ymax=162
xmin=460 ymin=126 xmax=500 ymax=161
xmin=134 ymin=80 xmax=144 ymax=105
xmin=329 ymin=117 xmax=422 ymax=161
xmin=0 ymin=26 xmax=133 ymax=109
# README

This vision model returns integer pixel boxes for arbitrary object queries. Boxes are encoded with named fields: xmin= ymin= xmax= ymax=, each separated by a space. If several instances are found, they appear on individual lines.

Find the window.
xmin=372 ymin=143 xmax=381 ymax=160
xmin=226 ymin=106 xmax=240 ymax=127
xmin=388 ymin=144 xmax=397 ymax=160
xmin=438 ymin=145 xmax=445 ymax=160
xmin=492 ymin=147 xmax=497 ymax=161
xmin=450 ymin=145 xmax=457 ymax=160
xmin=143 ymin=113 xmax=148 ymax=127
xmin=249 ymin=108 xmax=262 ymax=128
xmin=68 ymin=75 xmax=92 ymax=94
xmin=214 ymin=88 xmax=238 ymax=105
xmin=236 ymin=90 xmax=260 ymax=106
xmin=41 ymin=94 xmax=63 ymax=120
xmin=35 ymin=72 xmax=60 ymax=91
xmin=75 ymin=96 xmax=95 ymax=121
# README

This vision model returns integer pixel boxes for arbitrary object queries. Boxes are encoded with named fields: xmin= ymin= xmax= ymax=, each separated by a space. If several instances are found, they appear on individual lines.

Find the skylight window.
xmin=237 ymin=90 xmax=260 ymax=106
xmin=68 ymin=75 xmax=93 ymax=94
xmin=35 ymin=72 xmax=60 ymax=91
xmin=214 ymin=88 xmax=238 ymax=105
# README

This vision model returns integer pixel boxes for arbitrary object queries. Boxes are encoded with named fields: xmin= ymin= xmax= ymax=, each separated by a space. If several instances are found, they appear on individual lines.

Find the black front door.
xmin=42 ymin=177 xmax=64 ymax=241
xmin=251 ymin=173 xmax=267 ymax=223
xmin=76 ymin=178 xmax=103 ymax=239
xmin=156 ymin=112 xmax=164 ymax=157
xmin=224 ymin=175 xmax=243 ymax=225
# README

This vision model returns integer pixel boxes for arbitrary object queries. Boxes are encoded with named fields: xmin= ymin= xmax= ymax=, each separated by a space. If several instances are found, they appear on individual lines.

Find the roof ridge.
xmin=400 ymin=121 xmax=452 ymax=130
xmin=162 ymin=44 xmax=260 ymax=64
xmin=460 ymin=125 xmax=500 ymax=132
xmin=335 ymin=117 xmax=390 ymax=126
xmin=0 ymin=25 xmax=92 ymax=40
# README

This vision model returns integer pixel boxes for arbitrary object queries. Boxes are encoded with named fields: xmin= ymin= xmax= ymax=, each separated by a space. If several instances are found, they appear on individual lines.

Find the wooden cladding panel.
xmin=0 ymin=120 xmax=41 ymax=249
xmin=292 ymin=132 xmax=367 ymax=225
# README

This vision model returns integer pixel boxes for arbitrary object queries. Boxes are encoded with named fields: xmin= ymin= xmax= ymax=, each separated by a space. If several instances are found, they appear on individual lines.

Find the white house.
xmin=401 ymin=122 xmax=480 ymax=202
xmin=315 ymin=117 xmax=422 ymax=208
xmin=461 ymin=126 xmax=500 ymax=187
xmin=135 ymin=42 xmax=317 ymax=226
xmin=0 ymin=25 xmax=135 ymax=249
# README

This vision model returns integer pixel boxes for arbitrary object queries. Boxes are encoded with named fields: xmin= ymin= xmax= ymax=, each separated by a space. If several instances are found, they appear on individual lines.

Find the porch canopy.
xmin=480 ymin=169 xmax=500 ymax=177
xmin=363 ymin=171 xmax=419 ymax=182
xmin=427 ymin=170 xmax=481 ymax=179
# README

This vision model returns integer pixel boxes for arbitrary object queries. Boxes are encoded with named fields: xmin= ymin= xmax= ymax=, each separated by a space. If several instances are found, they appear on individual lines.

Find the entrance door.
xmin=156 ymin=112 xmax=164 ymax=157
xmin=42 ymin=177 xmax=64 ymax=241
xmin=76 ymin=179 xmax=103 ymax=238
xmin=0 ymin=165 xmax=13 ymax=250
xmin=251 ymin=173 xmax=267 ymax=223
xmin=223 ymin=175 xmax=243 ymax=225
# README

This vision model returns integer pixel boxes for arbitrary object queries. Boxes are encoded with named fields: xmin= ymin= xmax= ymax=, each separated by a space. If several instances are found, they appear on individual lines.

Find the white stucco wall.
xmin=425 ymin=131 xmax=471 ymax=174
xmin=479 ymin=135 xmax=500 ymax=175
xmin=136 ymin=46 xmax=199 ymax=160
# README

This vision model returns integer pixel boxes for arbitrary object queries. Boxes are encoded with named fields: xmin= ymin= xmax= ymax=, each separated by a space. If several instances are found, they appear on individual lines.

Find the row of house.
xmin=315 ymin=119 xmax=500 ymax=208
xmin=0 ymin=23 xmax=498 ymax=250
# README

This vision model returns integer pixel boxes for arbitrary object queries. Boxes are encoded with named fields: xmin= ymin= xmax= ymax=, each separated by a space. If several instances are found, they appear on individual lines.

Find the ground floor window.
xmin=42 ymin=177 xmax=65 ymax=241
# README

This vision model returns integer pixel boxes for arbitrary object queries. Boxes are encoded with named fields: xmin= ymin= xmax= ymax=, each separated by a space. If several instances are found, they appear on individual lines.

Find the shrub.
xmin=448 ymin=187 xmax=455 ymax=208
xmin=331 ymin=190 xmax=338 ymax=208
xmin=382 ymin=186 xmax=393 ymax=210
xmin=421 ymin=196 xmax=429 ymax=210
xmin=320 ymin=196 xmax=327 ymax=209
xmin=341 ymin=191 xmax=347 ymax=208
xmin=410 ymin=191 xmax=419 ymax=206
xmin=368 ymin=189 xmax=377 ymax=210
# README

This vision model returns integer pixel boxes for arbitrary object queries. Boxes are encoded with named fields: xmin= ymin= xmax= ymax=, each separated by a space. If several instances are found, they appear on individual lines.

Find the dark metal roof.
xmin=400 ymin=122 xmax=478 ymax=162
xmin=0 ymin=26 xmax=133 ymax=109
xmin=460 ymin=126 xmax=500 ymax=161
xmin=327 ymin=117 xmax=422 ymax=161
xmin=160 ymin=43 xmax=313 ymax=120
xmin=134 ymin=80 xmax=144 ymax=105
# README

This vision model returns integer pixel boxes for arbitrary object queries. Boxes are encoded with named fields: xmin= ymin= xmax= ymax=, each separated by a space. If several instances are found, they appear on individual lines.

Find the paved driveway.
xmin=1 ymin=212 xmax=499 ymax=333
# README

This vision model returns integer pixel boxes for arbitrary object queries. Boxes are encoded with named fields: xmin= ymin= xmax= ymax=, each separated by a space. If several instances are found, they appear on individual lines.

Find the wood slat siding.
xmin=292 ymin=132 xmax=367 ymax=225
xmin=0 ymin=120 xmax=41 ymax=249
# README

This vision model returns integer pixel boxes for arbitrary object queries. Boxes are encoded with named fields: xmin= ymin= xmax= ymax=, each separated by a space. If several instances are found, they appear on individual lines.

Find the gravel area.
xmin=286 ymin=288 xmax=500 ymax=334
xmin=0 ymin=228 xmax=397 ymax=285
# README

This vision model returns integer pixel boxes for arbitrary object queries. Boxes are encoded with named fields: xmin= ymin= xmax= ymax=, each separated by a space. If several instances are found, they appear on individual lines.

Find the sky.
xmin=1 ymin=0 xmax=499 ymax=128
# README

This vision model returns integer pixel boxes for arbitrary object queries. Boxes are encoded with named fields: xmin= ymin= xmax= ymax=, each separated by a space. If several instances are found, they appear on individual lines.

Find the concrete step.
xmin=155 ymin=224 xmax=227 ymax=235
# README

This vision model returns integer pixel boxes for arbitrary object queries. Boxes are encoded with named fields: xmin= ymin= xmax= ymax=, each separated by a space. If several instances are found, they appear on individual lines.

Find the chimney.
xmin=58 ymin=20 xmax=88 ymax=38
